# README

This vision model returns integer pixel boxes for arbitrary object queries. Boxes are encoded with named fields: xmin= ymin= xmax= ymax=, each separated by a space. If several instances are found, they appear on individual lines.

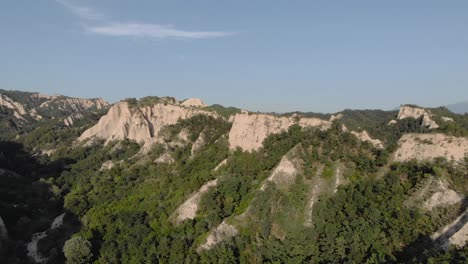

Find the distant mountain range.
xmin=446 ymin=101 xmax=468 ymax=114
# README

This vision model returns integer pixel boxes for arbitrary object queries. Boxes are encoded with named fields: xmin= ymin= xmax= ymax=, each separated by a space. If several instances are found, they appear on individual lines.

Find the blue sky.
xmin=1 ymin=0 xmax=467 ymax=113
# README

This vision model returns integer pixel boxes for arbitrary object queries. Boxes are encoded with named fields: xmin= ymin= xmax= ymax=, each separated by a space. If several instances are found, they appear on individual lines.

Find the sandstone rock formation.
xmin=397 ymin=105 xmax=439 ymax=129
xmin=228 ymin=113 xmax=331 ymax=151
xmin=78 ymin=101 xmax=219 ymax=149
xmin=0 ymin=94 xmax=27 ymax=120
xmin=198 ymin=220 xmax=238 ymax=251
xmin=350 ymin=130 xmax=384 ymax=149
xmin=63 ymin=113 xmax=84 ymax=127
xmin=177 ymin=129 xmax=191 ymax=142
xmin=442 ymin=116 xmax=455 ymax=122
xmin=38 ymin=96 xmax=108 ymax=112
xmin=181 ymin=98 xmax=207 ymax=108
xmin=388 ymin=120 xmax=397 ymax=125
xmin=155 ymin=153 xmax=175 ymax=164
xmin=329 ymin=113 xmax=343 ymax=122
xmin=261 ymin=145 xmax=303 ymax=190
xmin=191 ymin=130 xmax=207 ymax=155
xmin=173 ymin=179 xmax=218 ymax=223
xmin=394 ymin=133 xmax=468 ymax=163
xmin=0 ymin=91 xmax=109 ymax=124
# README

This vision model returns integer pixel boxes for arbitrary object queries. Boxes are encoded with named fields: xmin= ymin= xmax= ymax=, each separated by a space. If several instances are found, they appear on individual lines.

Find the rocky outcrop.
xmin=155 ymin=153 xmax=174 ymax=164
xmin=191 ymin=131 xmax=207 ymax=155
xmin=63 ymin=113 xmax=84 ymax=127
xmin=432 ymin=210 xmax=468 ymax=250
xmin=198 ymin=220 xmax=238 ymax=251
xmin=0 ymin=90 xmax=109 ymax=125
xmin=394 ymin=133 xmax=468 ymax=163
xmin=178 ymin=129 xmax=190 ymax=142
xmin=388 ymin=120 xmax=397 ymax=125
xmin=397 ymin=105 xmax=439 ymax=129
xmin=442 ymin=116 xmax=454 ymax=122
xmin=261 ymin=145 xmax=303 ymax=190
xmin=329 ymin=113 xmax=343 ymax=122
xmin=228 ymin=113 xmax=331 ymax=151
xmin=173 ymin=179 xmax=218 ymax=223
xmin=0 ymin=94 xmax=27 ymax=120
xmin=350 ymin=130 xmax=384 ymax=149
xmin=78 ymin=101 xmax=219 ymax=149
xmin=38 ymin=97 xmax=108 ymax=112
xmin=181 ymin=98 xmax=207 ymax=108
xmin=100 ymin=160 xmax=115 ymax=171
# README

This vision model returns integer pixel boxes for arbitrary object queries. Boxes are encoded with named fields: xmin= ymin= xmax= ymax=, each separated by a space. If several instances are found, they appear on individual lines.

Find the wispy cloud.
xmin=56 ymin=0 xmax=106 ymax=21
xmin=87 ymin=23 xmax=234 ymax=39
xmin=56 ymin=0 xmax=234 ymax=39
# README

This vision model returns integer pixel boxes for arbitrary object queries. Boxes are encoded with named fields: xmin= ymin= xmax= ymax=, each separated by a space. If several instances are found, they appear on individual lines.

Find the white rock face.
xmin=63 ymin=113 xmax=84 ymax=127
xmin=329 ymin=113 xmax=343 ymax=122
xmin=350 ymin=130 xmax=384 ymax=149
xmin=394 ymin=133 xmax=468 ymax=163
xmin=0 ymin=94 xmax=27 ymax=120
xmin=100 ymin=160 xmax=115 ymax=171
xmin=388 ymin=120 xmax=397 ymax=125
xmin=155 ymin=153 xmax=175 ymax=164
xmin=397 ymin=105 xmax=439 ymax=129
xmin=174 ymin=179 xmax=218 ymax=223
xmin=198 ymin=220 xmax=238 ymax=251
xmin=0 ymin=92 xmax=109 ymax=123
xmin=432 ymin=210 xmax=468 ymax=250
xmin=78 ymin=101 xmax=219 ymax=149
xmin=178 ymin=129 xmax=191 ymax=142
xmin=228 ymin=113 xmax=331 ymax=151
xmin=181 ymin=98 xmax=207 ymax=107
xmin=261 ymin=145 xmax=302 ymax=190
xmin=442 ymin=116 xmax=455 ymax=122
xmin=38 ymin=96 xmax=109 ymax=112
xmin=191 ymin=131 xmax=207 ymax=155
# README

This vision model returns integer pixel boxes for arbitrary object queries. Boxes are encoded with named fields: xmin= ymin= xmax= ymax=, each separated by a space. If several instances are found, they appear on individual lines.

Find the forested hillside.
xmin=0 ymin=92 xmax=467 ymax=263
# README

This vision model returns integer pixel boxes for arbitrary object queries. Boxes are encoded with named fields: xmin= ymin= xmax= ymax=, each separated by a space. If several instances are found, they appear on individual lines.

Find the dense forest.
xmin=0 ymin=93 xmax=467 ymax=263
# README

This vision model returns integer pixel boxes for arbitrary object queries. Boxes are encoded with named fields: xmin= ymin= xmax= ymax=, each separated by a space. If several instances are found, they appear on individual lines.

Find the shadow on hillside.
xmin=0 ymin=140 xmax=81 ymax=263
xmin=394 ymin=199 xmax=468 ymax=263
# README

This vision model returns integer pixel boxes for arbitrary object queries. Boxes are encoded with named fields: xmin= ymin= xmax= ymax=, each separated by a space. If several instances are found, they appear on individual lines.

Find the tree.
xmin=63 ymin=237 xmax=93 ymax=264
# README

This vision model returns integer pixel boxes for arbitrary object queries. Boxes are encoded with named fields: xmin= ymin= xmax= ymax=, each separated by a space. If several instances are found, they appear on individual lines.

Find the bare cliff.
xmin=260 ymin=144 xmax=303 ymax=190
xmin=228 ymin=113 xmax=331 ymax=151
xmin=0 ymin=90 xmax=109 ymax=126
xmin=397 ymin=105 xmax=439 ymax=129
xmin=173 ymin=179 xmax=218 ymax=224
xmin=181 ymin=98 xmax=207 ymax=107
xmin=78 ymin=100 xmax=220 ymax=149
xmin=394 ymin=133 xmax=468 ymax=163
xmin=350 ymin=130 xmax=384 ymax=149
